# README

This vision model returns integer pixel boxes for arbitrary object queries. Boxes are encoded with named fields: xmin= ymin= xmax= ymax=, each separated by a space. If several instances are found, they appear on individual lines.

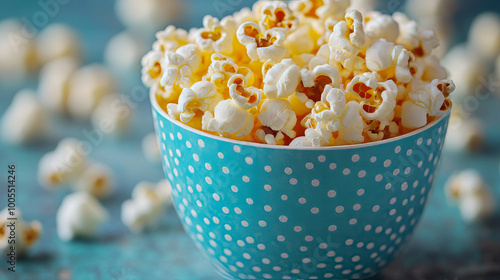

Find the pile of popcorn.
xmin=142 ymin=0 xmax=455 ymax=146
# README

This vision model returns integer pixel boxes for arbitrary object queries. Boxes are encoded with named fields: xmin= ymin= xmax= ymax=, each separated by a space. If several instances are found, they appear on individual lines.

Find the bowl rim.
xmin=151 ymin=90 xmax=450 ymax=151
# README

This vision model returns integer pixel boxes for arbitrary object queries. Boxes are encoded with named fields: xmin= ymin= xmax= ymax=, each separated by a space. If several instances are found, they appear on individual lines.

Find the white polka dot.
xmin=294 ymin=226 xmax=302 ymax=232
xmin=277 ymin=235 xmax=285 ymax=242
xmin=401 ymin=182 xmax=408 ymax=191
xmin=264 ymin=205 xmax=272 ymax=212
xmin=306 ymin=162 xmax=314 ymax=169
xmin=246 ymin=198 xmax=253 ymax=204
xmin=407 ymin=149 xmax=413 ymax=156
xmin=329 ymin=163 xmax=337 ymax=169
xmin=234 ymin=207 xmax=242 ymax=214
xmin=174 ymin=158 xmax=179 ymax=166
xmin=205 ymin=177 xmax=213 ymax=184
xmin=390 ymin=197 xmax=397 ymax=204
xmin=281 ymin=195 xmax=288 ymax=201
xmin=349 ymin=219 xmax=357 ymax=225
xmin=193 ymin=154 xmax=199 ymax=161
xmin=417 ymin=138 xmax=423 ymax=145
xmin=328 ymin=225 xmax=337 ymax=231
xmin=291 ymin=269 xmax=300 ymax=274
xmin=343 ymin=168 xmax=351 ymax=175
xmin=335 ymin=256 xmax=343 ymax=262
xmin=222 ymin=207 xmax=229 ymax=214
xmin=327 ymin=251 xmax=336 ymax=257
xmin=375 ymin=174 xmax=383 ymax=182
xmin=352 ymin=154 xmax=360 ymax=162
xmin=264 ymin=184 xmax=272 ymax=191
xmin=241 ymin=221 xmax=249 ymax=227
xmin=197 ymin=139 xmax=204 ymax=147
xmin=230 ymin=185 xmax=238 ymax=193
xmin=259 ymin=220 xmax=267 ymax=227
xmin=233 ymin=145 xmax=241 ymax=153
xmin=262 ymin=258 xmax=270 ymax=264
xmin=358 ymin=170 xmax=366 ymax=178
xmin=328 ymin=190 xmax=336 ymax=198
xmin=404 ymin=167 xmax=411 ymax=175
xmin=222 ymin=166 xmax=229 ymax=174
xmin=217 ymin=152 xmax=224 ymax=159
xmin=177 ymin=132 xmax=183 ymax=140
xmin=336 ymin=206 xmax=344 ymax=213
xmin=389 ymin=209 xmax=396 ymax=215
xmin=393 ymin=169 xmax=400 ymax=176
xmin=279 ymin=215 xmax=288 ymax=222
xmin=385 ymin=183 xmax=392 ymax=190
xmin=370 ymin=156 xmax=377 ymax=163
xmin=375 ymin=226 xmax=383 ymax=233
xmin=353 ymin=204 xmax=361 ymax=211
xmin=245 ymin=157 xmax=253 ymax=165
xmin=224 ymin=234 xmax=232 ymax=241
xmin=302 ymin=258 xmax=311 ymax=264
xmin=311 ymin=207 xmax=319 ymax=214
xmin=284 ymin=167 xmax=293 ymax=175
xmin=384 ymin=159 xmax=391 ymax=167
xmin=357 ymin=189 xmax=365 ymax=196
xmin=395 ymin=146 xmax=401 ymax=153
xmin=372 ymin=205 xmax=380 ymax=212
xmin=318 ymin=155 xmax=326 ymax=162
xmin=289 ymin=178 xmax=297 ymax=185
xmin=427 ymin=139 xmax=432 ymax=145
xmin=408 ymin=208 xmax=414 ymax=216
xmin=299 ymin=197 xmax=306 ymax=204
xmin=312 ymin=179 xmax=320 ymax=187
xmin=242 ymin=176 xmax=250 ymax=183
xmin=169 ymin=149 xmax=173 ymax=157
xmin=264 ymin=165 xmax=272 ymax=172
xmin=258 ymin=244 xmax=266 ymax=250
xmin=205 ymin=163 xmax=212 ymax=170
xmin=213 ymin=193 xmax=220 ymax=201
xmin=243 ymin=253 xmax=251 ymax=259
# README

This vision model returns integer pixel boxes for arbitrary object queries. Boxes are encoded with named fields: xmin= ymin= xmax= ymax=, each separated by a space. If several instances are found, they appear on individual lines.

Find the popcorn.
xmin=329 ymin=10 xmax=366 ymax=70
xmin=349 ymin=0 xmax=378 ymax=13
xmin=402 ymin=79 xmax=455 ymax=129
xmin=160 ymin=44 xmax=203 ymax=89
xmin=364 ymin=12 xmax=400 ymax=43
xmin=73 ymin=162 xmax=114 ymax=199
xmin=0 ymin=208 xmax=42 ymax=255
xmin=91 ymin=94 xmax=132 ymax=136
xmin=0 ymin=20 xmax=38 ymax=82
xmin=256 ymin=99 xmax=297 ymax=145
xmin=153 ymin=25 xmax=189 ymax=53
xmin=167 ymin=81 xmax=222 ymax=123
xmin=121 ymin=181 xmax=166 ymax=232
xmin=104 ymin=31 xmax=147 ymax=74
xmin=155 ymin=180 xmax=173 ymax=207
xmin=142 ymin=133 xmax=161 ymax=163
xmin=445 ymin=117 xmax=483 ymax=153
xmin=57 ymin=192 xmax=108 ymax=241
xmin=0 ymin=89 xmax=47 ymax=145
xmin=141 ymin=0 xmax=455 ymax=147
xmin=236 ymin=21 xmax=288 ymax=62
xmin=115 ymin=0 xmax=184 ymax=34
xmin=445 ymin=170 xmax=496 ymax=222
xmin=68 ymin=64 xmax=117 ymax=120
xmin=468 ymin=13 xmax=500 ymax=60
xmin=263 ymin=59 xmax=301 ymax=99
xmin=202 ymin=75 xmax=262 ymax=138
xmin=38 ymin=57 xmax=79 ymax=114
xmin=196 ymin=15 xmax=236 ymax=55
xmin=38 ymin=138 xmax=87 ymax=190
xmin=37 ymin=23 xmax=82 ymax=65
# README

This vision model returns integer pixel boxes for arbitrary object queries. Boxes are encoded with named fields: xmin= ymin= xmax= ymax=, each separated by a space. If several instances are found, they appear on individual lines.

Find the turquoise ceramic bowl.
xmin=151 ymin=92 xmax=450 ymax=280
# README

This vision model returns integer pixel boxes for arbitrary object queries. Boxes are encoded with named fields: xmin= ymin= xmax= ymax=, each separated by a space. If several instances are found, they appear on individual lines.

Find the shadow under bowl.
xmin=151 ymin=92 xmax=450 ymax=280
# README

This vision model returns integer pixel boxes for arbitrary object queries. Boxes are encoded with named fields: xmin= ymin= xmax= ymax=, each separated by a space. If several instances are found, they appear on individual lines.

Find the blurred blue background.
xmin=1 ymin=0 xmax=500 ymax=279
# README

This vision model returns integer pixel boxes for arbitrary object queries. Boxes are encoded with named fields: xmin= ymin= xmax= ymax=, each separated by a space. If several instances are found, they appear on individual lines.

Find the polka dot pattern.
xmin=152 ymin=106 xmax=450 ymax=280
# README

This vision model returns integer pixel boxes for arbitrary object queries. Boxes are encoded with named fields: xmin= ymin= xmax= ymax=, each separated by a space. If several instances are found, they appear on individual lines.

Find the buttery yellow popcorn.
xmin=142 ymin=0 xmax=455 ymax=146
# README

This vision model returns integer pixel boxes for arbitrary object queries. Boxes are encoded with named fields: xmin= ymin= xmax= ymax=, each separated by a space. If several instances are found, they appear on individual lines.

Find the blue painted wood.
xmin=0 ymin=0 xmax=499 ymax=279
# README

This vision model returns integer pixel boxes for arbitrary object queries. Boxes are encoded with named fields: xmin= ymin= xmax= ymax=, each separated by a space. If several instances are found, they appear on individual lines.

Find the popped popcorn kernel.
xmin=142 ymin=0 xmax=455 ymax=146
xmin=0 ymin=209 xmax=42 ymax=255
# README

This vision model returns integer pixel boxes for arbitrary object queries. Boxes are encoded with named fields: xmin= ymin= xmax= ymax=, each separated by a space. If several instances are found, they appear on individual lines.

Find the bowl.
xmin=151 ymin=91 xmax=450 ymax=280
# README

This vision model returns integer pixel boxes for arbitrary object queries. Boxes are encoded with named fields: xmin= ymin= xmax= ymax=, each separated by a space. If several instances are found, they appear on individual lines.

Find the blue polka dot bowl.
xmin=151 ymin=92 xmax=450 ymax=280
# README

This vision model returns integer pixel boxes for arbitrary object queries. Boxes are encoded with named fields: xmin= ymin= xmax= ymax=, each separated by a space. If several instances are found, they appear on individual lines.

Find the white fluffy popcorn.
xmin=196 ymin=15 xmax=236 ymax=55
xmin=91 ymin=94 xmax=132 ymax=136
xmin=68 ymin=64 xmax=117 ymax=120
xmin=0 ymin=19 xmax=38 ymax=82
xmin=38 ymin=138 xmax=87 ymax=190
xmin=0 ymin=89 xmax=47 ymax=145
xmin=153 ymin=25 xmax=189 ymax=53
xmin=329 ymin=10 xmax=366 ymax=70
xmin=57 ymin=192 xmax=108 ymax=241
xmin=254 ymin=0 xmax=298 ymax=31
xmin=142 ymin=133 xmax=161 ymax=163
xmin=141 ymin=50 xmax=165 ymax=88
xmin=445 ymin=170 xmax=496 ymax=222
xmin=73 ymin=162 xmax=114 ymax=199
xmin=37 ymin=23 xmax=82 ymax=65
xmin=349 ymin=0 xmax=378 ymax=13
xmin=256 ymin=99 xmax=297 ymax=145
xmin=290 ymin=0 xmax=350 ymax=22
xmin=468 ymin=13 xmax=500 ymax=60
xmin=121 ymin=182 xmax=165 ymax=232
xmin=365 ymin=41 xmax=414 ymax=83
xmin=104 ymin=31 xmax=147 ymax=75
xmin=155 ymin=180 xmax=173 ymax=207
xmin=38 ymin=57 xmax=80 ymax=114
xmin=263 ymin=58 xmax=301 ymax=99
xmin=160 ymin=44 xmax=203 ymax=89
xmin=364 ymin=12 xmax=399 ymax=43
xmin=442 ymin=45 xmax=486 ymax=100
xmin=204 ymin=53 xmax=252 ymax=91
xmin=236 ymin=21 xmax=287 ymax=62
xmin=445 ymin=117 xmax=483 ymax=153
xmin=167 ymin=81 xmax=222 ymax=123
xmin=0 ymin=208 xmax=42 ymax=255
xmin=393 ymin=13 xmax=440 ymax=57
xmin=115 ymin=0 xmax=184 ymax=35
xmin=202 ymin=75 xmax=261 ymax=138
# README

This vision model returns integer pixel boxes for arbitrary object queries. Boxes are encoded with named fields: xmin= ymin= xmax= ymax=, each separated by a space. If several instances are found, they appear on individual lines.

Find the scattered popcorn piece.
xmin=445 ymin=170 xmax=496 ymax=222
xmin=73 ymin=162 xmax=114 ymax=199
xmin=91 ymin=94 xmax=132 ymax=136
xmin=121 ymin=182 xmax=165 ymax=232
xmin=349 ymin=0 xmax=378 ymax=13
xmin=38 ymin=57 xmax=80 ymax=114
xmin=115 ymin=0 xmax=184 ymax=35
xmin=155 ymin=180 xmax=173 ymax=207
xmin=468 ymin=13 xmax=500 ymax=61
xmin=38 ymin=138 xmax=88 ymax=190
xmin=104 ymin=31 xmax=147 ymax=74
xmin=445 ymin=117 xmax=483 ymax=153
xmin=0 ymin=208 xmax=42 ymax=255
xmin=67 ymin=64 xmax=117 ymax=120
xmin=442 ymin=45 xmax=486 ymax=100
xmin=0 ymin=89 xmax=47 ymax=145
xmin=0 ymin=19 xmax=38 ymax=82
xmin=37 ymin=23 xmax=82 ymax=65
xmin=142 ymin=133 xmax=161 ymax=163
xmin=57 ymin=192 xmax=108 ymax=241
